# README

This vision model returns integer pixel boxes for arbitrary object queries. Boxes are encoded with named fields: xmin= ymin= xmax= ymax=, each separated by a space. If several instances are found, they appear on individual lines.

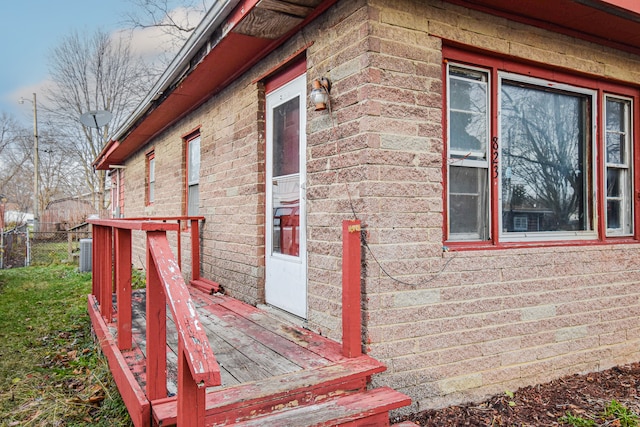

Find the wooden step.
xmin=152 ymin=356 xmax=388 ymax=426
xmin=190 ymin=278 xmax=222 ymax=294
xmin=226 ymin=387 xmax=411 ymax=427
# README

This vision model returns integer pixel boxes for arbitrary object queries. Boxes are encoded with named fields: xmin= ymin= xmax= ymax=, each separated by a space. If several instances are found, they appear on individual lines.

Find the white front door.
xmin=265 ymin=74 xmax=307 ymax=318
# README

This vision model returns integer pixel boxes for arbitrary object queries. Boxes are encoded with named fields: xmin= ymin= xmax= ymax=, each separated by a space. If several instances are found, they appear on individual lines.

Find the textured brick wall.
xmin=123 ymin=77 xmax=267 ymax=303
xmin=354 ymin=0 xmax=640 ymax=415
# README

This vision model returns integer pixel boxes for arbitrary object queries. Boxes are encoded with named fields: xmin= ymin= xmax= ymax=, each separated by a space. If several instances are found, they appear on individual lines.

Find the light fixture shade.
xmin=311 ymin=77 xmax=331 ymax=111
xmin=310 ymin=87 xmax=328 ymax=110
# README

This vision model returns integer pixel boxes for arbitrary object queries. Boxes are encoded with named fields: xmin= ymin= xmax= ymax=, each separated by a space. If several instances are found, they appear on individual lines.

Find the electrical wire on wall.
xmin=346 ymin=184 xmax=456 ymax=287
xmin=304 ymin=40 xmax=456 ymax=288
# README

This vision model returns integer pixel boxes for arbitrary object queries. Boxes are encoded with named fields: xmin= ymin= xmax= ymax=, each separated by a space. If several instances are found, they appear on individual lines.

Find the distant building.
xmin=4 ymin=210 xmax=33 ymax=225
xmin=40 ymin=197 xmax=97 ymax=232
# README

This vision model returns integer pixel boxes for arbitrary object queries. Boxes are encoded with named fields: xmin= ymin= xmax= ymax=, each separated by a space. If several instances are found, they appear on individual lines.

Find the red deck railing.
xmin=89 ymin=217 xmax=220 ymax=427
xmin=88 ymin=217 xmax=364 ymax=426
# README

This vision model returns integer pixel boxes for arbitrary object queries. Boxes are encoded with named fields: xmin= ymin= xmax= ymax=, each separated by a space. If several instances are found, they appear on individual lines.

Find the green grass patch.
xmin=0 ymin=265 xmax=132 ymax=426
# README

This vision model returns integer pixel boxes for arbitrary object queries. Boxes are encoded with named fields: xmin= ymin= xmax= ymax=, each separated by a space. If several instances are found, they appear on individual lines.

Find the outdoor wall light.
xmin=310 ymin=77 xmax=331 ymax=111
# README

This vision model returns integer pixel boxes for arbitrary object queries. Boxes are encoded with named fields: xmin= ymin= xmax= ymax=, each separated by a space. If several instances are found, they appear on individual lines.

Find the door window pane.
xmin=271 ymin=96 xmax=301 ymax=256
xmin=273 ymin=97 xmax=300 ymax=177
xmin=188 ymin=137 xmax=200 ymax=184
xmin=272 ymin=175 xmax=299 ymax=256
xmin=188 ymin=184 xmax=199 ymax=216
xmin=501 ymin=81 xmax=592 ymax=233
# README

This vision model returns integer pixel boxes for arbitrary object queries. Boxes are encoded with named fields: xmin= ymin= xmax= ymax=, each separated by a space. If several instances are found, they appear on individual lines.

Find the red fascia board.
xmin=97 ymin=33 xmax=271 ymax=169
xmin=94 ymin=139 xmax=121 ymax=170
xmin=98 ymin=0 xmax=338 ymax=170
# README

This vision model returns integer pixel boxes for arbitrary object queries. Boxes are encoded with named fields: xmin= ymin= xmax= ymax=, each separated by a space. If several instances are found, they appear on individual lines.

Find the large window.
xmin=186 ymin=135 xmax=200 ymax=216
xmin=500 ymin=75 xmax=594 ymax=239
xmin=445 ymin=54 xmax=636 ymax=245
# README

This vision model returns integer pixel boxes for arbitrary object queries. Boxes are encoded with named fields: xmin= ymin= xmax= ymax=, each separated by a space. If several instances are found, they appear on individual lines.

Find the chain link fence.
xmin=1 ymin=225 xmax=29 ymax=269
xmin=0 ymin=225 xmax=91 ymax=269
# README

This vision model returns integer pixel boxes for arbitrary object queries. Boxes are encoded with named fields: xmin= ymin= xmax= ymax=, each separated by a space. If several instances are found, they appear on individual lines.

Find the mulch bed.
xmin=397 ymin=361 xmax=640 ymax=426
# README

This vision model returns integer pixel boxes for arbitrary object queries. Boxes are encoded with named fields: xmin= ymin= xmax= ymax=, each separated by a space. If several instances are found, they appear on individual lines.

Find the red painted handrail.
xmin=89 ymin=217 xmax=219 ymax=426
xmin=147 ymin=231 xmax=221 ymax=386
xmin=118 ymin=216 xmax=205 ymax=274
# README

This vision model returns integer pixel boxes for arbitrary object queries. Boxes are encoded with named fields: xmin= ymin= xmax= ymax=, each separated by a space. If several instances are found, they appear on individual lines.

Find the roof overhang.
xmin=96 ymin=0 xmax=640 ymax=170
xmin=94 ymin=0 xmax=336 ymax=170
xmin=443 ymin=0 xmax=640 ymax=55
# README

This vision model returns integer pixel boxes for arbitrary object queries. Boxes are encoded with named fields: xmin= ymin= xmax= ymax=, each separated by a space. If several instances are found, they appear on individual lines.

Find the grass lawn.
xmin=0 ymin=265 xmax=133 ymax=426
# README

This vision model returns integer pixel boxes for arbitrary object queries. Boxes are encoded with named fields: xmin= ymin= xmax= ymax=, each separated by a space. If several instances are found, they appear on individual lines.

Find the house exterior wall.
xmin=348 ymin=0 xmax=640 ymax=414
xmin=123 ymin=60 xmax=268 ymax=303
xmin=120 ymin=0 xmax=640 ymax=415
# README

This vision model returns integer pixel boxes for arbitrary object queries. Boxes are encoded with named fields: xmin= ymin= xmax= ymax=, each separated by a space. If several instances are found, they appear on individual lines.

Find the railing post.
xmin=102 ymin=226 xmax=113 ymax=322
xmin=93 ymin=225 xmax=114 ymax=322
xmin=191 ymin=219 xmax=201 ymax=282
xmin=146 ymin=231 xmax=167 ymax=400
xmin=115 ymin=228 xmax=132 ymax=350
xmin=91 ymin=226 xmax=101 ymax=299
xmin=177 ymin=341 xmax=206 ymax=427
xmin=177 ymin=219 xmax=182 ymax=271
xmin=342 ymin=220 xmax=362 ymax=358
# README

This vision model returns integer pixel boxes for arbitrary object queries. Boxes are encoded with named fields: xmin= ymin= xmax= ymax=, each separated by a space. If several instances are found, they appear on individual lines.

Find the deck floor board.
xmin=120 ymin=288 xmax=337 ymax=395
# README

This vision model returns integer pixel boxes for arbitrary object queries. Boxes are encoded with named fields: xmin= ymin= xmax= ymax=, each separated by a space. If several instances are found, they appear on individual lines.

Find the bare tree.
xmin=44 ymin=29 xmax=153 ymax=212
xmin=0 ymin=121 xmax=79 ymax=217
xmin=0 ymin=113 xmax=14 ymax=157
xmin=124 ymin=0 xmax=212 ymax=49
xmin=37 ymin=130 xmax=83 ymax=212
xmin=0 ymin=114 xmax=30 ymax=199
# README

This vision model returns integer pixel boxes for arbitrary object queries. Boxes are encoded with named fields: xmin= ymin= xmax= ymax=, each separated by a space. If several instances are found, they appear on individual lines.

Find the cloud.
xmin=113 ymin=5 xmax=208 ymax=65
xmin=4 ymin=4 xmax=208 ymax=122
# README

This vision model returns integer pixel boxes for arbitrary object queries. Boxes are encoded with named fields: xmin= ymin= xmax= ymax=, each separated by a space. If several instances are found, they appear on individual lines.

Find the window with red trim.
xmin=444 ymin=50 xmax=637 ymax=246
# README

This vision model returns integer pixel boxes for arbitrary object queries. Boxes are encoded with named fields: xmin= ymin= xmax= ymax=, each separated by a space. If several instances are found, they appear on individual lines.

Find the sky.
xmin=0 ymin=0 xmax=179 ymax=126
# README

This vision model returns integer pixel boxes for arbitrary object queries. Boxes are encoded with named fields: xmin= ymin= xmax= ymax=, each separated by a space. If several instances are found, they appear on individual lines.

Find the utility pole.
xmin=20 ymin=93 xmax=39 ymax=232
xmin=32 ymin=93 xmax=39 ymax=233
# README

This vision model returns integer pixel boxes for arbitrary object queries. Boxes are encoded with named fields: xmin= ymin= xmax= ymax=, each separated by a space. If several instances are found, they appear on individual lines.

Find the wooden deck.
xmin=90 ymin=285 xmax=411 ymax=426
xmin=87 ymin=217 xmax=410 ymax=426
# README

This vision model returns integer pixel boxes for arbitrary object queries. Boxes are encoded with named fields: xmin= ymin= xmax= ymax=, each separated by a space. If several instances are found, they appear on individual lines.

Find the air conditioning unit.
xmin=79 ymin=238 xmax=92 ymax=272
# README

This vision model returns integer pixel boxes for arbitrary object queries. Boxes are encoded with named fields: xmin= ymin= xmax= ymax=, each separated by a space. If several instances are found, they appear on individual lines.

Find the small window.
xmin=186 ymin=135 xmax=200 ymax=216
xmin=447 ymin=65 xmax=491 ymax=241
xmin=146 ymin=151 xmax=155 ymax=205
xmin=513 ymin=216 xmax=528 ymax=231
xmin=605 ymin=96 xmax=633 ymax=235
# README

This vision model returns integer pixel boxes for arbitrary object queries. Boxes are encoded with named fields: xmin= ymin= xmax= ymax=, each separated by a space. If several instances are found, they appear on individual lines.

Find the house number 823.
xmin=491 ymin=137 xmax=499 ymax=179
